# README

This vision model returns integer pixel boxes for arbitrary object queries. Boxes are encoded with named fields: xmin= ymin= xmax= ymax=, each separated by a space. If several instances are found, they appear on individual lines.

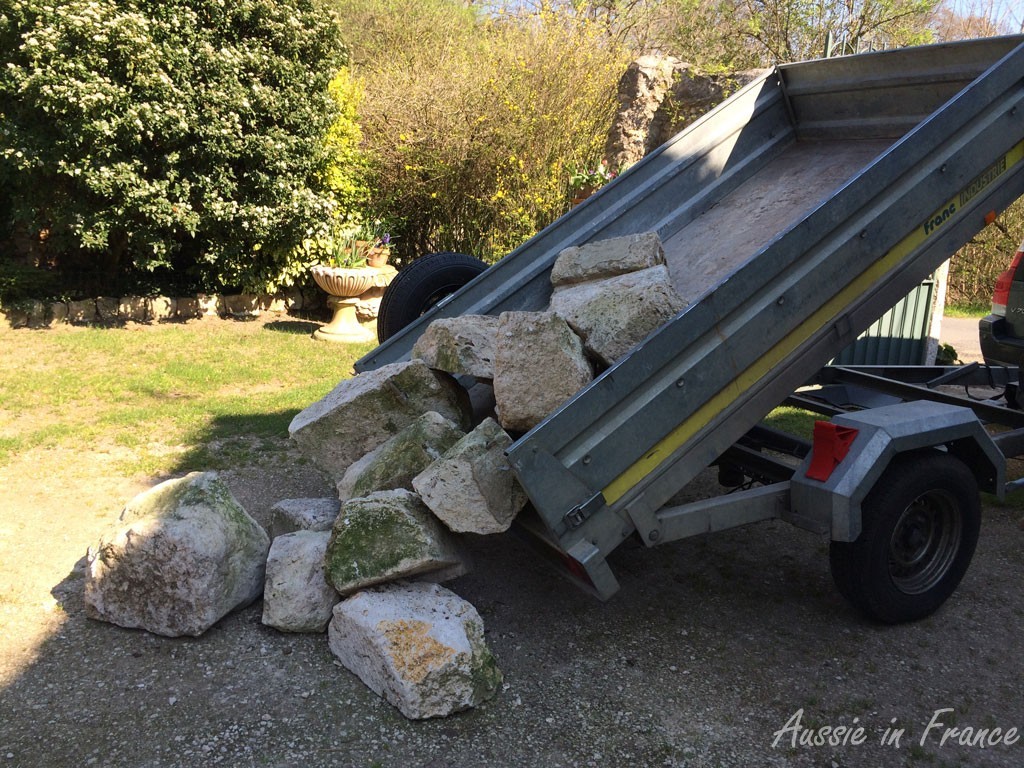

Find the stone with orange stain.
xmin=328 ymin=582 xmax=502 ymax=719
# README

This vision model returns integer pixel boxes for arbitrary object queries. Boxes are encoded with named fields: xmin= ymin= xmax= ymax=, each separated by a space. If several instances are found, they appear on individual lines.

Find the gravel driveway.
xmin=2 ymin=441 xmax=1022 ymax=768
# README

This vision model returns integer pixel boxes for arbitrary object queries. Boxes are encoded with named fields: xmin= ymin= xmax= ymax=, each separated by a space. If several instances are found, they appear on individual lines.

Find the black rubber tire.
xmin=829 ymin=451 xmax=980 ymax=624
xmin=376 ymin=251 xmax=489 ymax=343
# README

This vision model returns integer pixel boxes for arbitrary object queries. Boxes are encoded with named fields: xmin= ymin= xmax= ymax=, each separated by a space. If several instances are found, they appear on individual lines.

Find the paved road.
xmin=939 ymin=314 xmax=984 ymax=363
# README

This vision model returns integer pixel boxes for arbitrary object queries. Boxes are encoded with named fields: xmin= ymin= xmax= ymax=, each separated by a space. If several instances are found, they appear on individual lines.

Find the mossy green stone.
xmin=325 ymin=489 xmax=461 ymax=594
xmin=346 ymin=412 xmax=464 ymax=500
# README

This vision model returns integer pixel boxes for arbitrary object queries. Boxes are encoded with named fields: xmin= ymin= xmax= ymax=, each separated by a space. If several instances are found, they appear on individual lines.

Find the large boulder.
xmin=337 ymin=411 xmax=465 ymax=502
xmin=328 ymin=582 xmax=502 ymax=719
xmin=262 ymin=531 xmax=338 ymax=633
xmin=492 ymin=312 xmax=593 ymax=432
xmin=549 ymin=264 xmax=686 ymax=366
xmin=550 ymin=232 xmax=665 ymax=288
xmin=412 ymin=418 xmax=528 ymax=534
xmin=412 ymin=315 xmax=501 ymax=379
xmin=289 ymin=360 xmax=472 ymax=482
xmin=325 ymin=489 xmax=465 ymax=595
xmin=605 ymin=56 xmax=766 ymax=171
xmin=269 ymin=497 xmax=340 ymax=539
xmin=83 ymin=472 xmax=270 ymax=637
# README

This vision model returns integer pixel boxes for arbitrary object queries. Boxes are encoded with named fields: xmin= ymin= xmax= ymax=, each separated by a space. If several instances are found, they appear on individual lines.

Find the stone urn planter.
xmin=310 ymin=265 xmax=396 ymax=343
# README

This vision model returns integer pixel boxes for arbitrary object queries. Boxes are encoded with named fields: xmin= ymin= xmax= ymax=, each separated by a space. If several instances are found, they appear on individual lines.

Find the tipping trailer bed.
xmin=357 ymin=37 xmax=1024 ymax=607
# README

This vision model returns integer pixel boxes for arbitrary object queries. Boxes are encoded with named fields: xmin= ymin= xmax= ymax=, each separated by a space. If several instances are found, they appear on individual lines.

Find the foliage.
xmin=946 ymin=198 xmax=1024 ymax=308
xmin=0 ymin=0 xmax=348 ymax=294
xmin=570 ymin=161 xmax=617 ymax=192
xmin=333 ymin=0 xmax=631 ymax=263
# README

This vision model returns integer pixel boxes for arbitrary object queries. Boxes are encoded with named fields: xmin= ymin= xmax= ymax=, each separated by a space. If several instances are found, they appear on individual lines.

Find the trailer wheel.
xmin=829 ymin=451 xmax=980 ymax=624
xmin=377 ymin=252 xmax=489 ymax=343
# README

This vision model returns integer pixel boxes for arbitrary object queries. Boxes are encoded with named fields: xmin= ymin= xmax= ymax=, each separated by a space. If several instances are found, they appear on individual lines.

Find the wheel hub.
xmin=888 ymin=490 xmax=962 ymax=595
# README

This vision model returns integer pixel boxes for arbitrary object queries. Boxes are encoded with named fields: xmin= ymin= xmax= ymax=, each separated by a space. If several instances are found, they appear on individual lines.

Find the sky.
xmin=946 ymin=0 xmax=1024 ymax=33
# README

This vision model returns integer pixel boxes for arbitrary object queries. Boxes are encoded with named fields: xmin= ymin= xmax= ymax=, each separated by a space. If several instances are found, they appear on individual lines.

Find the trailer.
xmin=357 ymin=36 xmax=1024 ymax=623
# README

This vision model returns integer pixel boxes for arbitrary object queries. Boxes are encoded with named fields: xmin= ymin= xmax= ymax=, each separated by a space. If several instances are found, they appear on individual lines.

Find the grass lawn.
xmin=0 ymin=318 xmax=371 ymax=477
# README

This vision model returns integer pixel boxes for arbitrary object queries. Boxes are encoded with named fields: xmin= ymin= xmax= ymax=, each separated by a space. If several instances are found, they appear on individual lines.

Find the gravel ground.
xmin=2 ymin=436 xmax=1023 ymax=768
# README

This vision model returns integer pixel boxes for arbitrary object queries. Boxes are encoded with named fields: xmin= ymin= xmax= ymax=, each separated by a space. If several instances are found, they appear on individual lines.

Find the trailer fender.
xmin=790 ymin=401 xmax=1003 ymax=542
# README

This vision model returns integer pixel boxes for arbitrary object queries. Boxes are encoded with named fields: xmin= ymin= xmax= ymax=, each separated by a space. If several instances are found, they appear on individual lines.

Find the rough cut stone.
xmin=3 ymin=301 xmax=47 ymax=329
xmin=549 ymin=264 xmax=686 ymax=366
xmin=491 ymin=312 xmax=593 ymax=432
xmin=282 ymin=289 xmax=304 ymax=312
xmin=262 ymin=530 xmax=338 ymax=633
xmin=95 ymin=296 xmax=119 ymax=322
xmin=606 ymin=56 xmax=765 ymax=170
xmin=324 ymin=489 xmax=465 ymax=595
xmin=147 ymin=296 xmax=176 ymax=321
xmin=269 ymin=497 xmax=340 ymax=539
xmin=118 ymin=296 xmax=148 ymax=322
xmin=289 ymin=360 xmax=472 ymax=481
xmin=337 ymin=411 xmax=465 ymax=502
xmin=1 ymin=305 xmax=27 ymax=329
xmin=222 ymin=294 xmax=260 ymax=318
xmin=605 ymin=55 xmax=684 ymax=172
xmin=84 ymin=472 xmax=270 ymax=637
xmin=175 ymin=297 xmax=202 ymax=320
xmin=328 ymin=582 xmax=502 ymax=719
xmin=49 ymin=302 xmax=68 ymax=325
xmin=412 ymin=315 xmax=500 ymax=379
xmin=68 ymin=299 xmax=97 ymax=324
xmin=551 ymin=232 xmax=666 ymax=288
xmin=196 ymin=294 xmax=221 ymax=316
xmin=260 ymin=294 xmax=287 ymax=313
xmin=412 ymin=418 xmax=527 ymax=534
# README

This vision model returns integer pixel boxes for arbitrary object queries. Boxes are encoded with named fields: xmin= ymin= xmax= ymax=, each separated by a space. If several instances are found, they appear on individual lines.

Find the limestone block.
xmin=550 ymin=232 xmax=665 ymax=288
xmin=269 ymin=497 xmax=340 ymax=539
xmin=412 ymin=315 xmax=500 ymax=378
xmin=262 ymin=530 xmax=338 ymax=633
xmin=95 ymin=296 xmax=119 ymax=322
xmin=118 ymin=296 xmax=148 ymax=322
xmin=84 ymin=472 xmax=270 ymax=637
xmin=412 ymin=418 xmax=527 ymax=534
xmin=49 ymin=302 xmax=68 ymax=325
xmin=324 ymin=489 xmax=465 ymax=595
xmin=260 ymin=294 xmax=287 ymax=313
xmin=289 ymin=360 xmax=472 ymax=481
xmin=337 ymin=411 xmax=465 ymax=502
xmin=5 ymin=300 xmax=47 ymax=328
xmin=283 ymin=289 xmax=304 ymax=312
xmin=196 ymin=294 xmax=221 ymax=316
xmin=328 ymin=582 xmax=502 ymax=719
xmin=492 ymin=311 xmax=593 ymax=432
xmin=176 ymin=297 xmax=202 ymax=320
xmin=549 ymin=264 xmax=686 ymax=366
xmin=68 ymin=299 xmax=97 ymax=324
xmin=147 ymin=296 xmax=176 ymax=321
xmin=1 ymin=305 xmax=27 ymax=329
xmin=222 ymin=294 xmax=261 ymax=318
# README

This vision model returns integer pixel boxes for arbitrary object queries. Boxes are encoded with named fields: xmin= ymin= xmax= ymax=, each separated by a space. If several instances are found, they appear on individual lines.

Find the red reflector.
xmin=806 ymin=422 xmax=859 ymax=482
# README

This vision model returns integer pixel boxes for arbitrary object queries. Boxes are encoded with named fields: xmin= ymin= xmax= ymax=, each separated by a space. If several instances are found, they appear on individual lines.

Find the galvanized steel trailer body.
xmin=357 ymin=37 xmax=1024 ymax=603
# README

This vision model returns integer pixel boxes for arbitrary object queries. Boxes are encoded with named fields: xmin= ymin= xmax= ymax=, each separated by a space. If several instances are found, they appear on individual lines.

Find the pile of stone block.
xmin=83 ymin=231 xmax=682 ymax=720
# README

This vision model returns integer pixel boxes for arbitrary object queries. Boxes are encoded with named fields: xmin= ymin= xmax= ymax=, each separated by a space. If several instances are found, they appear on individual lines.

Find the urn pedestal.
xmin=311 ymin=265 xmax=397 ymax=343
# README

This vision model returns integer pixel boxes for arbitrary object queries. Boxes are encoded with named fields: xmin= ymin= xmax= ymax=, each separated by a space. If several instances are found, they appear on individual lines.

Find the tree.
xmin=333 ymin=0 xmax=631 ymax=262
xmin=0 ymin=0 xmax=347 ymax=295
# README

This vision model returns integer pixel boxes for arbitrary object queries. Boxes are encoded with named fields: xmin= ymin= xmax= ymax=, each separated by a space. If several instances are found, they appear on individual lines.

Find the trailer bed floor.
xmin=663 ymin=139 xmax=893 ymax=304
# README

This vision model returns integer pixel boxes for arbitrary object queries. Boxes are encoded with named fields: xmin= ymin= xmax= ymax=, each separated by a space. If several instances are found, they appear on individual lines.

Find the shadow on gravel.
xmin=5 ymin=469 xmax=1024 ymax=767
